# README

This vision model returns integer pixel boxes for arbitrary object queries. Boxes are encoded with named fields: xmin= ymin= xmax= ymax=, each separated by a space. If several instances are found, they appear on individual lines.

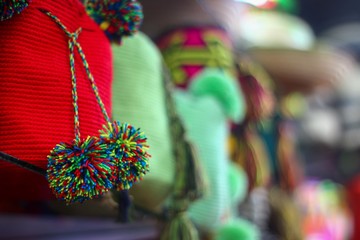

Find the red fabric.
xmin=346 ymin=176 xmax=360 ymax=240
xmin=0 ymin=0 xmax=112 ymax=202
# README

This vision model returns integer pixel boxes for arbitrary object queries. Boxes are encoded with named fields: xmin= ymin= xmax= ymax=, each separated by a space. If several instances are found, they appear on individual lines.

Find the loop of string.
xmin=40 ymin=9 xmax=111 ymax=141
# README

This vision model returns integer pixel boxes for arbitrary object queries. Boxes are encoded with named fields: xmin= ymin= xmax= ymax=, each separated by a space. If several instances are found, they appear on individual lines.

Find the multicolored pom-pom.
xmin=47 ymin=136 xmax=115 ymax=204
xmin=84 ymin=0 xmax=143 ymax=44
xmin=0 ymin=0 xmax=30 ymax=21
xmin=99 ymin=121 xmax=150 ymax=190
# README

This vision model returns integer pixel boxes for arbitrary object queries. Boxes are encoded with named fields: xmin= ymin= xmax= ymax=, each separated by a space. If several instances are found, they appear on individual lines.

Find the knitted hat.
xmin=112 ymin=32 xmax=174 ymax=211
xmin=157 ymin=26 xmax=236 ymax=89
xmin=0 ymin=0 xmax=148 ymax=205
xmin=174 ymin=68 xmax=245 ymax=230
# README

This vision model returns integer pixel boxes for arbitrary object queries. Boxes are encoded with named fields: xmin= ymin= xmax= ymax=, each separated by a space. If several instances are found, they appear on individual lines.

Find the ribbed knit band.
xmin=0 ymin=0 xmax=112 ymax=201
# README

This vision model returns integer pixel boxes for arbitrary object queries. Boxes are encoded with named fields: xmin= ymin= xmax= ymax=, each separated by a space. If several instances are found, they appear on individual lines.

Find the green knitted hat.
xmin=112 ymin=32 xmax=174 ymax=211
xmin=174 ymin=68 xmax=245 ymax=230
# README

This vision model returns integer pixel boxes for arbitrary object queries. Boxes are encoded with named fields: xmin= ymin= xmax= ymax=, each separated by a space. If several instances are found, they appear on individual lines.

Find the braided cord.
xmin=41 ymin=10 xmax=111 ymax=140
xmin=74 ymin=41 xmax=111 ymax=123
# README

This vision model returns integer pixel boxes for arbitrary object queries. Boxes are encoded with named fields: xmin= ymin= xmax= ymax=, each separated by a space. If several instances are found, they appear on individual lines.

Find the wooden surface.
xmin=0 ymin=215 xmax=158 ymax=240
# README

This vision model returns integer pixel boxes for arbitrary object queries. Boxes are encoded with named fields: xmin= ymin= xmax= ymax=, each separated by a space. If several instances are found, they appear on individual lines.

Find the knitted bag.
xmin=112 ymin=32 xmax=174 ymax=211
xmin=112 ymin=31 xmax=207 ymax=240
xmin=157 ymin=26 xmax=236 ymax=89
xmin=0 ymin=0 xmax=112 ymax=202
xmin=173 ymin=68 xmax=245 ymax=230
xmin=214 ymin=162 xmax=260 ymax=240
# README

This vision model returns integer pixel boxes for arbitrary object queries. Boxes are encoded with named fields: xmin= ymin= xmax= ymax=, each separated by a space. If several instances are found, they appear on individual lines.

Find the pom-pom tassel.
xmin=100 ymin=121 xmax=150 ymax=190
xmin=84 ymin=0 xmax=143 ymax=44
xmin=160 ymin=212 xmax=199 ymax=240
xmin=0 ymin=0 xmax=31 ymax=21
xmin=47 ymin=136 xmax=116 ymax=204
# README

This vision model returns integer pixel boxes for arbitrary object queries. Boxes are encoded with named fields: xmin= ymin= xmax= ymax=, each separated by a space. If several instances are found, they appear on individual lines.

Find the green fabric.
xmin=228 ymin=162 xmax=248 ymax=207
xmin=174 ymin=68 xmax=245 ymax=230
xmin=215 ymin=219 xmax=260 ymax=240
xmin=159 ymin=64 xmax=206 ymax=240
xmin=112 ymin=33 xmax=174 ymax=210
xmin=189 ymin=69 xmax=246 ymax=123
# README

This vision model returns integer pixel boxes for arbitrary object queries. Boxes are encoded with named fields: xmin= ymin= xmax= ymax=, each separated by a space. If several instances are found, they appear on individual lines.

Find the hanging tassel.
xmin=161 ymin=209 xmax=199 ymax=240
xmin=277 ymin=122 xmax=302 ymax=193
xmin=159 ymin=137 xmax=205 ymax=240
xmin=238 ymin=74 xmax=275 ymax=123
xmin=174 ymin=138 xmax=206 ymax=200
xmin=159 ymin=66 xmax=206 ymax=240
xmin=234 ymin=127 xmax=271 ymax=191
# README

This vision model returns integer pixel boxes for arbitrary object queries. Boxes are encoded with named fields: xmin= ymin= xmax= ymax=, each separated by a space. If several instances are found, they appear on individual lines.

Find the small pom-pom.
xmin=0 ymin=0 xmax=30 ymax=21
xmin=215 ymin=219 xmax=260 ymax=240
xmin=85 ymin=0 xmax=143 ymax=44
xmin=99 ymin=121 xmax=150 ymax=190
xmin=47 ymin=136 xmax=115 ymax=204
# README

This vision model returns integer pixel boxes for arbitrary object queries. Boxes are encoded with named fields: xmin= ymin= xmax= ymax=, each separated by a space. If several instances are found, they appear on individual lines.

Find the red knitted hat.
xmin=0 ymin=0 xmax=113 ymax=202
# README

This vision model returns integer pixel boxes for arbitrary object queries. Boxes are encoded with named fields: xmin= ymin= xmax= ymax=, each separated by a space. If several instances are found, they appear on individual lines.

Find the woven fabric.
xmin=157 ymin=26 xmax=235 ymax=89
xmin=112 ymin=32 xmax=174 ymax=211
xmin=173 ymin=68 xmax=244 ymax=230
xmin=0 ymin=0 xmax=112 ymax=201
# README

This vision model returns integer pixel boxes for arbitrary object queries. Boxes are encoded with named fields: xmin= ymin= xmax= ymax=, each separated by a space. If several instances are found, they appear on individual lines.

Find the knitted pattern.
xmin=157 ymin=26 xmax=235 ymax=89
xmin=0 ymin=0 xmax=112 ymax=201
xmin=174 ymin=69 xmax=244 ymax=230
xmin=112 ymin=32 xmax=174 ymax=210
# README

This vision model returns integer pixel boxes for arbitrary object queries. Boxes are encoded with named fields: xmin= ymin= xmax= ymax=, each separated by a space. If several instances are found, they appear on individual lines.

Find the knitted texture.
xmin=112 ymin=32 xmax=174 ymax=210
xmin=174 ymin=68 xmax=244 ymax=230
xmin=0 ymin=0 xmax=112 ymax=201
xmin=157 ymin=26 xmax=236 ymax=89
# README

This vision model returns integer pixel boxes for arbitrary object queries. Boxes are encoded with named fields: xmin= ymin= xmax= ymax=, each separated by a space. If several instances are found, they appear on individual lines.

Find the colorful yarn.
xmin=47 ymin=136 xmax=115 ymax=204
xmin=238 ymin=74 xmax=275 ymax=122
xmin=0 ymin=0 xmax=112 ymax=201
xmin=43 ymin=10 xmax=112 ymax=204
xmin=157 ymin=26 xmax=235 ymax=88
xmin=0 ymin=0 xmax=30 ymax=21
xmin=100 ymin=121 xmax=150 ymax=190
xmin=84 ymin=0 xmax=143 ymax=44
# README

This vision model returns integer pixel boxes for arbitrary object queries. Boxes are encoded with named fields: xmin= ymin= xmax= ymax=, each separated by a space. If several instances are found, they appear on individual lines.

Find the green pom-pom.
xmin=228 ymin=163 xmax=248 ymax=204
xmin=99 ymin=121 xmax=150 ymax=190
xmin=47 ymin=136 xmax=116 ymax=204
xmin=189 ymin=68 xmax=246 ymax=123
xmin=0 ymin=0 xmax=30 ymax=21
xmin=215 ymin=219 xmax=260 ymax=240
xmin=84 ymin=0 xmax=143 ymax=44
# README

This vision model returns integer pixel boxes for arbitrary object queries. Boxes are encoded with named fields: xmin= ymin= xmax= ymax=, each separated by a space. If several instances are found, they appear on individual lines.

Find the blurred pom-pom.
xmin=0 ymin=0 xmax=31 ymax=21
xmin=100 ymin=121 xmax=150 ymax=190
xmin=47 ymin=136 xmax=115 ymax=204
xmin=84 ymin=0 xmax=143 ymax=44
xmin=215 ymin=219 xmax=260 ymax=240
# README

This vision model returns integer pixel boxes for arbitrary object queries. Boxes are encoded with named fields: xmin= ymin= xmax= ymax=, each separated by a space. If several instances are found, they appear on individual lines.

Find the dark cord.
xmin=0 ymin=151 xmax=46 ymax=176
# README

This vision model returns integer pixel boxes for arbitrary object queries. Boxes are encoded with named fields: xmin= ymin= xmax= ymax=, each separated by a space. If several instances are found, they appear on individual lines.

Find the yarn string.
xmin=69 ymin=29 xmax=82 ymax=141
xmin=41 ymin=9 xmax=111 ymax=126
xmin=38 ymin=9 xmax=150 ymax=203
xmin=74 ymin=40 xmax=111 ymax=123
xmin=41 ymin=10 xmax=85 ymax=140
